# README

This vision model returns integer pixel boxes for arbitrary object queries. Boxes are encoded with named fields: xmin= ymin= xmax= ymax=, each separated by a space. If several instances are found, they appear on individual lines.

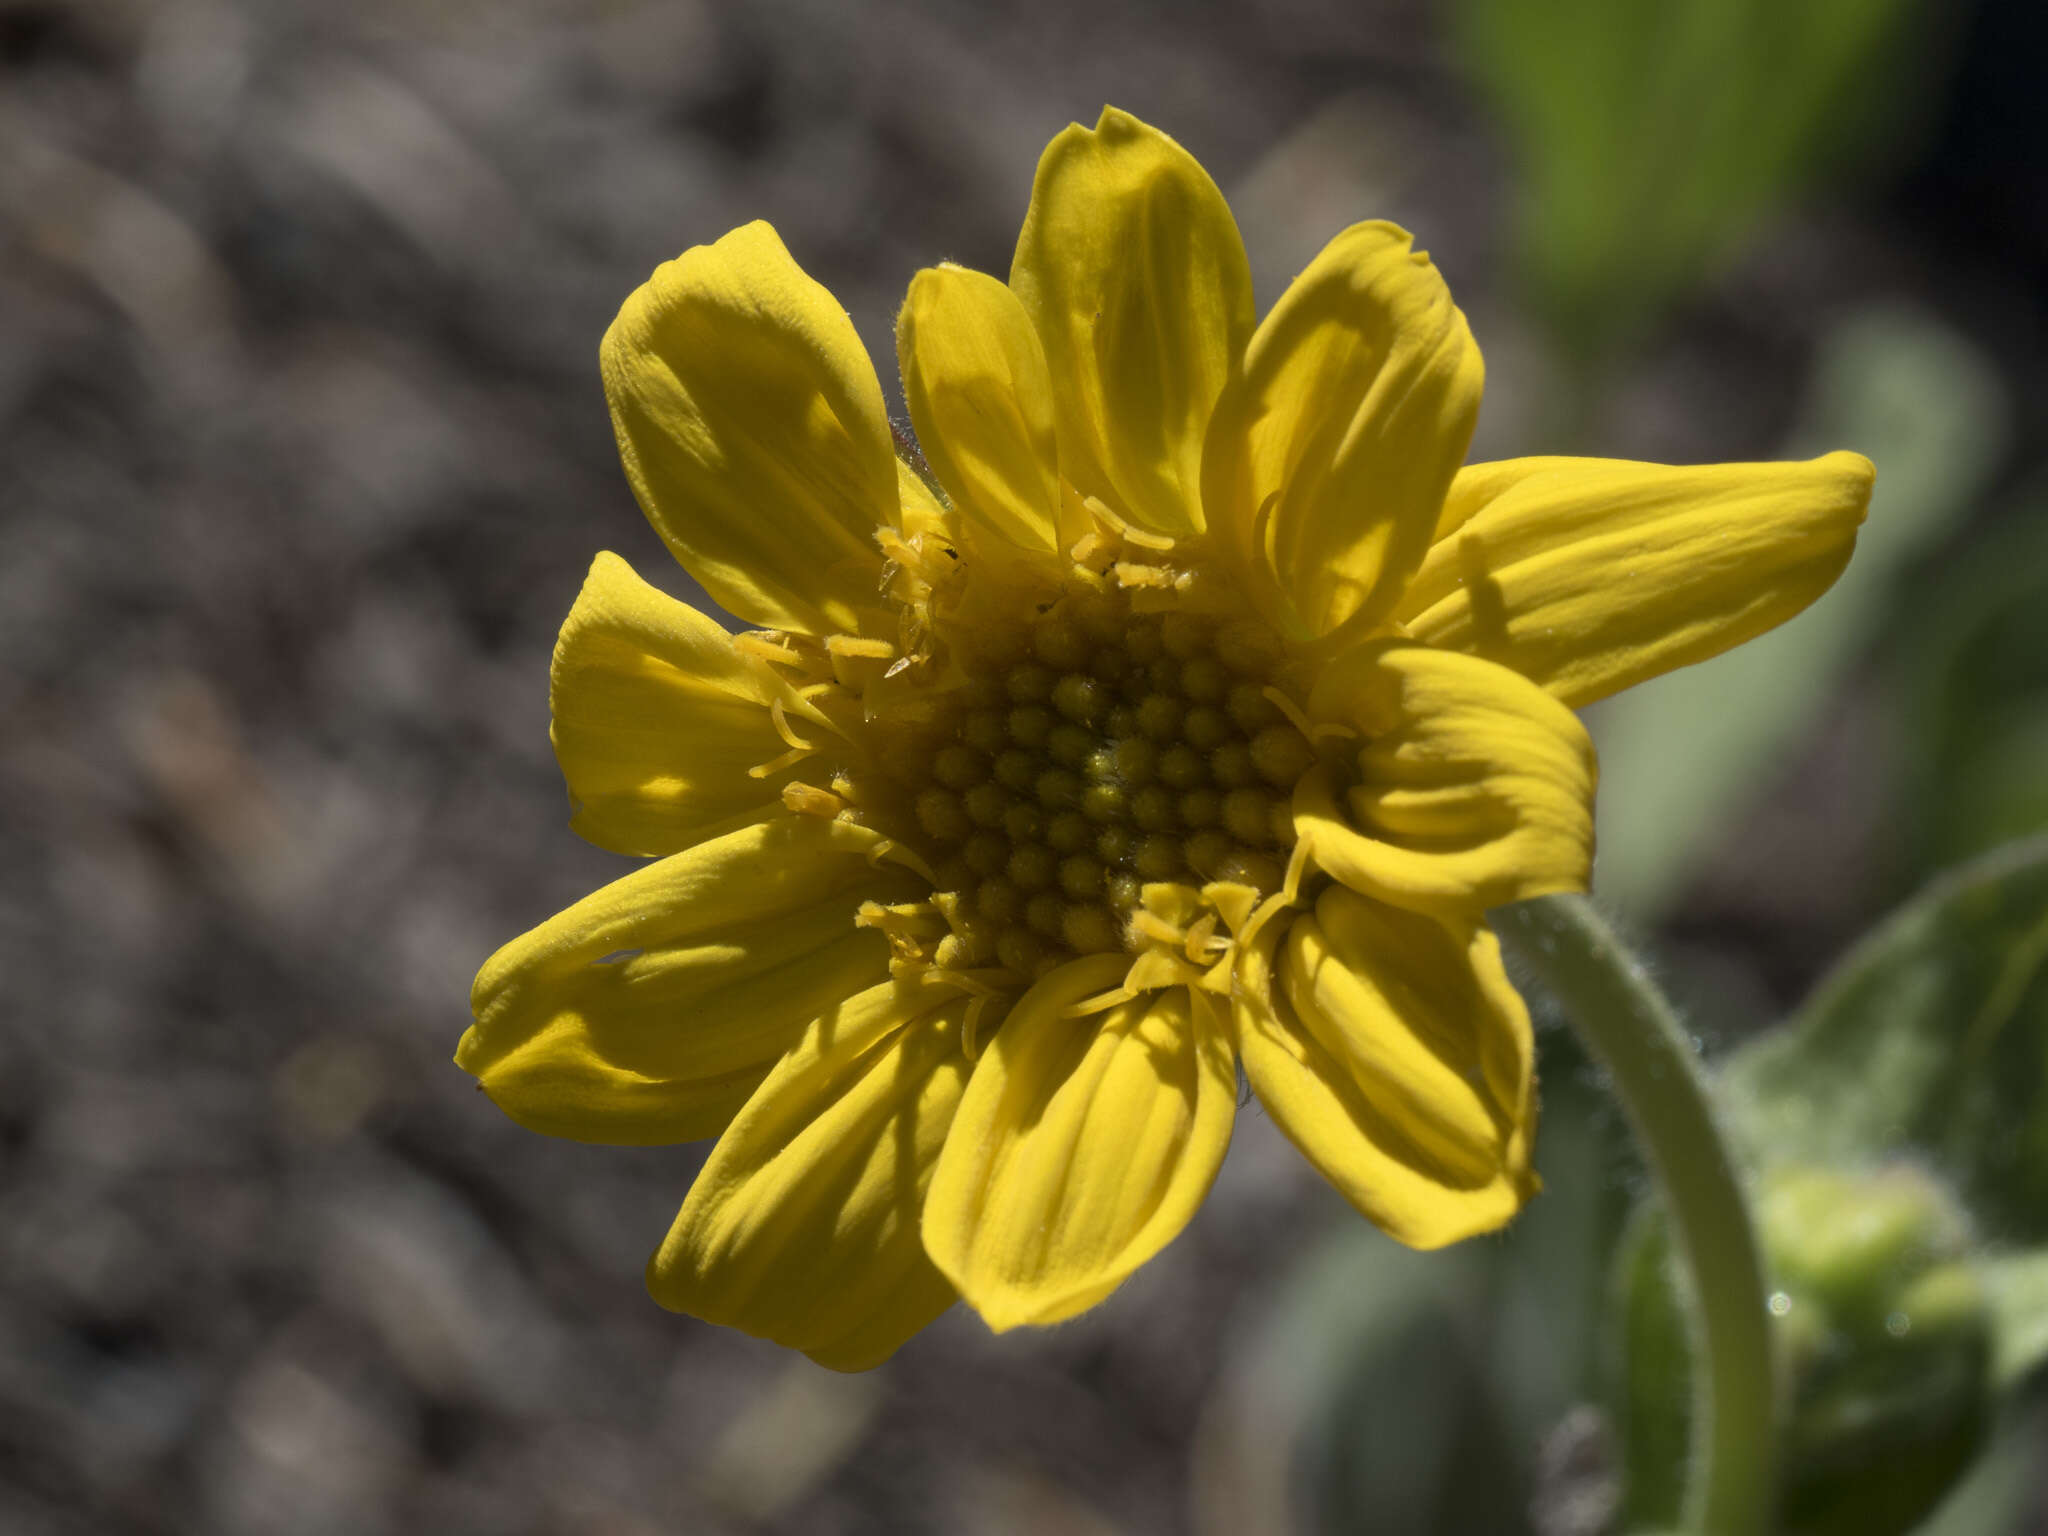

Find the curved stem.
xmin=1492 ymin=894 xmax=1775 ymax=1536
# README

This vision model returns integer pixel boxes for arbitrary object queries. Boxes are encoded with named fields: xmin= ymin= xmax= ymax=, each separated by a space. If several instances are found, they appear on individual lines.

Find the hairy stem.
xmin=1493 ymin=893 xmax=1775 ymax=1536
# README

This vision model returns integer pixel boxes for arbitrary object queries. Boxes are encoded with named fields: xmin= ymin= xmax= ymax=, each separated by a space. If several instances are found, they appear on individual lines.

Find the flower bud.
xmin=1613 ymin=1163 xmax=1991 ymax=1536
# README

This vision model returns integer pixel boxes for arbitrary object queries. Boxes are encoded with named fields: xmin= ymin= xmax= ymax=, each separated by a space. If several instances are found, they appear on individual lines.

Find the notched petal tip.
xmin=1010 ymin=106 xmax=1254 ymax=544
xmin=548 ymin=551 xmax=806 ymax=858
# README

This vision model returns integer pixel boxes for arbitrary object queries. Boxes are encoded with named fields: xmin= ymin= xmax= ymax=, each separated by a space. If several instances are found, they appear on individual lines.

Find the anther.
xmin=1009 ymin=843 xmax=1059 ymax=891
xmin=1134 ymin=835 xmax=1182 ymax=880
xmin=1047 ymin=722 xmax=1094 ymax=766
xmin=1095 ymin=826 xmax=1136 ymax=864
xmin=1059 ymin=855 xmax=1104 ymax=901
xmin=1113 ymin=737 xmax=1157 ymax=785
xmin=1183 ymin=704 xmax=1231 ymax=751
xmin=1003 ymin=802 xmax=1044 ymax=844
xmin=1159 ymin=612 xmax=1210 ymax=661
xmin=1211 ymin=740 xmax=1256 ymax=788
xmin=1178 ymin=655 xmax=1227 ymax=703
xmin=935 ymin=744 xmax=985 ymax=789
xmin=962 ymin=710 xmax=1008 ymax=755
xmin=1007 ymin=662 xmax=1056 ymax=704
xmin=1062 ymin=904 xmax=1122 ymax=954
xmin=1051 ymin=674 xmax=1104 ymax=724
xmin=1184 ymin=828 xmax=1232 ymax=876
xmin=1136 ymin=694 xmax=1183 ymax=741
xmin=1222 ymin=787 xmax=1274 ymax=844
xmin=964 ymin=831 xmax=1010 ymax=876
xmin=917 ymin=787 xmax=971 ymax=842
xmin=1227 ymin=682 xmax=1282 ymax=734
xmin=1035 ymin=768 xmax=1083 ymax=810
xmin=964 ymin=782 xmax=1009 ymax=827
xmin=1008 ymin=705 xmax=1053 ymax=748
xmin=1082 ymin=782 xmax=1126 ymax=824
xmin=1157 ymin=744 xmax=1206 ymax=790
xmin=1217 ymin=619 xmax=1283 ymax=675
xmin=1025 ymin=892 xmax=1066 ymax=937
xmin=1131 ymin=786 xmax=1176 ymax=831
xmin=978 ymin=878 xmax=1023 ymax=924
xmin=997 ymin=929 xmax=1047 ymax=975
xmin=995 ymin=749 xmax=1038 ymax=793
xmin=1250 ymin=726 xmax=1315 ymax=788
xmin=1032 ymin=618 xmax=1089 ymax=670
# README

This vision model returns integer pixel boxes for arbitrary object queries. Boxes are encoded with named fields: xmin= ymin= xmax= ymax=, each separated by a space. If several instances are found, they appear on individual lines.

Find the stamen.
xmin=782 ymin=781 xmax=844 ymax=817
xmin=769 ymin=698 xmax=815 ymax=752
xmin=751 ymin=745 xmax=815 ymax=780
xmin=734 ymin=632 xmax=805 ymax=668
xmin=1064 ymin=983 xmax=1138 ymax=1019
xmin=826 ymin=634 xmax=896 ymax=661
xmin=1261 ymin=684 xmax=1353 ymax=745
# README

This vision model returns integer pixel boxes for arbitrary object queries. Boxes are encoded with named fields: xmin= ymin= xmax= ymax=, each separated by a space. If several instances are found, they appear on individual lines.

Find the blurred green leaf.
xmin=1609 ymin=1207 xmax=1690 ymax=1530
xmin=1591 ymin=305 xmax=2005 ymax=918
xmin=1909 ymin=1395 xmax=2048 ymax=1536
xmin=1895 ymin=484 xmax=2048 ymax=871
xmin=1453 ymin=0 xmax=1935 ymax=354
xmin=1195 ymin=1067 xmax=1629 ymax=1536
xmin=1613 ymin=1167 xmax=1994 ymax=1536
xmin=1721 ymin=835 xmax=2048 ymax=1241
xmin=1191 ymin=1219 xmax=1503 ymax=1536
xmin=1981 ymin=1249 xmax=2048 ymax=1392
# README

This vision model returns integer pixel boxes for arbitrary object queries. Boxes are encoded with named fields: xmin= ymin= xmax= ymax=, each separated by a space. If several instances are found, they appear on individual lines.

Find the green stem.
xmin=1492 ymin=894 xmax=1775 ymax=1536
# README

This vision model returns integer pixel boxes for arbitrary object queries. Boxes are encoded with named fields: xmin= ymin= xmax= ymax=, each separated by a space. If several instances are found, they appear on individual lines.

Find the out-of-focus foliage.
xmin=1611 ymin=840 xmax=2048 ymax=1535
xmin=1613 ymin=1168 xmax=1992 ymax=1536
xmin=1591 ymin=307 xmax=2006 ymax=918
xmin=1721 ymin=835 xmax=2048 ymax=1242
xmin=1452 ymin=0 xmax=1936 ymax=356
xmin=1896 ymin=481 xmax=2048 ymax=872
xmin=1196 ymin=1070 xmax=1630 ymax=1536
xmin=1703 ymin=837 xmax=2048 ymax=1533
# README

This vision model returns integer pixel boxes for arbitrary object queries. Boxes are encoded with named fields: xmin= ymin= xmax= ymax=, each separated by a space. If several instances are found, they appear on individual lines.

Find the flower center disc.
xmin=862 ymin=588 xmax=1308 ymax=981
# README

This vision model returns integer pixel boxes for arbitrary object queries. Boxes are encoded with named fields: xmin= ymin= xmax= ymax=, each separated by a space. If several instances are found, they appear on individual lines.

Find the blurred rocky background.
xmin=3 ymin=0 xmax=2044 ymax=1532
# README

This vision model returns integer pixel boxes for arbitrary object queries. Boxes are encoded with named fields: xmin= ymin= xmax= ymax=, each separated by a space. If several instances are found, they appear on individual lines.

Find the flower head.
xmin=460 ymin=108 xmax=1873 ymax=1369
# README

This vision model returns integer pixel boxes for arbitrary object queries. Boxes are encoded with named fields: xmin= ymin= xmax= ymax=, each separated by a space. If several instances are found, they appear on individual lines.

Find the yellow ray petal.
xmin=1203 ymin=222 xmax=1483 ymax=647
xmin=1295 ymin=639 xmax=1595 ymax=916
xmin=459 ymin=816 xmax=921 ymax=1146
xmin=552 ymin=551 xmax=812 ymax=857
xmin=897 ymin=263 xmax=1066 ymax=557
xmin=648 ymin=982 xmax=970 ymax=1372
xmin=1235 ymin=893 xmax=1536 ymax=1249
xmin=922 ymin=955 xmax=1237 ymax=1330
xmin=1009 ymin=107 xmax=1253 ymax=540
xmin=602 ymin=220 xmax=897 ymax=637
xmin=1396 ymin=451 xmax=1875 ymax=708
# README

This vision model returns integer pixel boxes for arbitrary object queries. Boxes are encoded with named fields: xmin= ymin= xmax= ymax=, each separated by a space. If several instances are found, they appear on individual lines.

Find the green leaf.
xmin=1982 ymin=1249 xmax=2048 ymax=1393
xmin=1908 ymin=1395 xmax=2048 ymax=1536
xmin=1451 ymin=0 xmax=1936 ymax=355
xmin=1722 ymin=835 xmax=2048 ymax=1242
xmin=1607 ymin=1206 xmax=1690 ymax=1531
xmin=1894 ymin=483 xmax=2048 ymax=871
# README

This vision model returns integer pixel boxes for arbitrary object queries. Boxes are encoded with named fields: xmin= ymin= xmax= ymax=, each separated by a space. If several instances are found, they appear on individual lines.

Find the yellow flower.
xmin=458 ymin=108 xmax=1873 ymax=1370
